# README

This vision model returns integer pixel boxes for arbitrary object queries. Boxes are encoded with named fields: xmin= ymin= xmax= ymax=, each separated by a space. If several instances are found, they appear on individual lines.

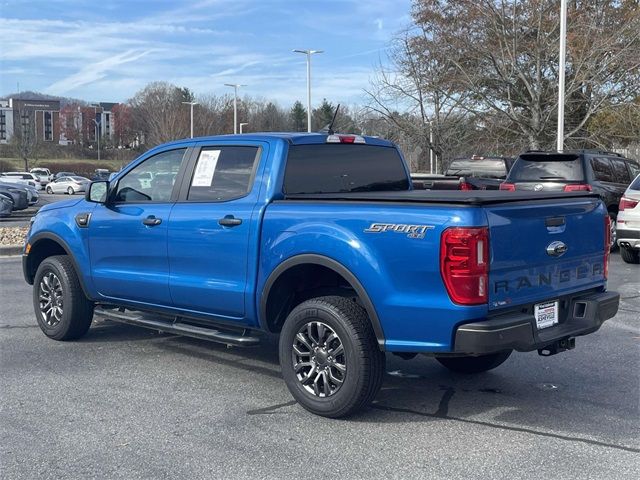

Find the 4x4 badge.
xmin=546 ymin=240 xmax=568 ymax=257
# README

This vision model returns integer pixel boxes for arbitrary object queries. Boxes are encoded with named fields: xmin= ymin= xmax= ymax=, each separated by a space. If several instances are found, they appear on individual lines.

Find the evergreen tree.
xmin=290 ymin=101 xmax=307 ymax=131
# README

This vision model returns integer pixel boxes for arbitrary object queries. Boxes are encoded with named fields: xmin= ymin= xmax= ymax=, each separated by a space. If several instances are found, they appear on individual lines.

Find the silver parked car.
xmin=0 ymin=172 xmax=42 ymax=190
xmin=45 ymin=176 xmax=91 ymax=195
xmin=617 ymin=173 xmax=640 ymax=264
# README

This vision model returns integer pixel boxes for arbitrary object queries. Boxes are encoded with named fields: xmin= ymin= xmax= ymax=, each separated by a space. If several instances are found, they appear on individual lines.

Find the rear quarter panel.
xmin=259 ymin=201 xmax=488 ymax=352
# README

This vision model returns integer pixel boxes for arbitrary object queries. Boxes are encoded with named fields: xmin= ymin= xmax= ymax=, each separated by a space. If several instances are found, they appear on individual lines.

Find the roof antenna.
xmin=327 ymin=104 xmax=340 ymax=135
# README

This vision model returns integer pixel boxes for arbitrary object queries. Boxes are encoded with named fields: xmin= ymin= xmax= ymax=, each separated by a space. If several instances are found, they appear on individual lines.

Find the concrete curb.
xmin=0 ymin=245 xmax=23 ymax=256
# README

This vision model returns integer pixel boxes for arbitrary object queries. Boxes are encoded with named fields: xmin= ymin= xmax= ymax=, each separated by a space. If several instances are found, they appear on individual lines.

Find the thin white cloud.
xmin=45 ymin=49 xmax=154 ymax=95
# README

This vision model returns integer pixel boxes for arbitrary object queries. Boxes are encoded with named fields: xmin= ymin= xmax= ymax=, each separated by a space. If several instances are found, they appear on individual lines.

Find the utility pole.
xmin=293 ymin=49 xmax=323 ymax=132
xmin=240 ymin=122 xmax=248 ymax=134
xmin=557 ymin=0 xmax=567 ymax=152
xmin=429 ymin=119 xmax=434 ymax=174
xmin=224 ymin=84 xmax=246 ymax=134
xmin=92 ymin=119 xmax=100 ymax=162
xmin=182 ymin=101 xmax=198 ymax=138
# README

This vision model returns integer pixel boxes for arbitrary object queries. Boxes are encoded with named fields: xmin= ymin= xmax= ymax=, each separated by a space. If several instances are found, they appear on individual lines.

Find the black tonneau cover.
xmin=284 ymin=190 xmax=599 ymax=205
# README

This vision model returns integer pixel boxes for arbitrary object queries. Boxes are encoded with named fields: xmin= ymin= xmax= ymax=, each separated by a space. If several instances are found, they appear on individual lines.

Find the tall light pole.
xmin=224 ymin=83 xmax=246 ymax=134
xmin=182 ymin=101 xmax=198 ymax=138
xmin=240 ymin=122 xmax=248 ymax=134
xmin=557 ymin=0 xmax=567 ymax=152
xmin=293 ymin=49 xmax=323 ymax=133
xmin=429 ymin=119 xmax=434 ymax=174
xmin=92 ymin=119 xmax=100 ymax=162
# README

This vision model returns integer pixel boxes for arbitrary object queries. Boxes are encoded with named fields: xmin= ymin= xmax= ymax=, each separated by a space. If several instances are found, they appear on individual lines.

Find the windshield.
xmin=284 ymin=144 xmax=410 ymax=194
xmin=508 ymin=154 xmax=584 ymax=182
xmin=445 ymin=159 xmax=508 ymax=178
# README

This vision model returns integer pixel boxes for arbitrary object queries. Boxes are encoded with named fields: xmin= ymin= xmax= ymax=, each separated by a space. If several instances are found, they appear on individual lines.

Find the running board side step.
xmin=94 ymin=308 xmax=260 ymax=346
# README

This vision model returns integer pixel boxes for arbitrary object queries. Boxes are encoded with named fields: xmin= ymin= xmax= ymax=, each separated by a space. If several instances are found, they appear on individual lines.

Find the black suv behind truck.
xmin=501 ymin=150 xmax=640 ymax=246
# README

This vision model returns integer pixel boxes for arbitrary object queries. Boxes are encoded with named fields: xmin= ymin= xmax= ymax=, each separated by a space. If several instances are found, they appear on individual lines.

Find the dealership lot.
xmin=0 ymin=253 xmax=638 ymax=479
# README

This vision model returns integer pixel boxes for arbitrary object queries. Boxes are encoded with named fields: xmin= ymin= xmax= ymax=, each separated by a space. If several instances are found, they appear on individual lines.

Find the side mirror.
xmin=86 ymin=181 xmax=109 ymax=204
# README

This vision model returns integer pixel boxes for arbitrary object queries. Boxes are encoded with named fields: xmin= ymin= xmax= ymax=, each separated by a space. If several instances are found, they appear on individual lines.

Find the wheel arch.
xmin=24 ymin=232 xmax=91 ymax=299
xmin=260 ymin=254 xmax=385 ymax=350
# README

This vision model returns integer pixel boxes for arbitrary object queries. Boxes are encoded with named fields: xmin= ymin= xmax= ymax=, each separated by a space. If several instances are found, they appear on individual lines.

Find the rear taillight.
xmin=604 ymin=215 xmax=611 ymax=279
xmin=499 ymin=182 xmax=515 ymax=191
xmin=563 ymin=184 xmax=592 ymax=192
xmin=619 ymin=197 xmax=638 ymax=211
xmin=459 ymin=181 xmax=474 ymax=191
xmin=440 ymin=227 xmax=489 ymax=305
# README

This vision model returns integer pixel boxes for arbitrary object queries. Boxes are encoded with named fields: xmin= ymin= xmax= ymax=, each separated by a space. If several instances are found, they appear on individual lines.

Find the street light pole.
xmin=429 ymin=119 xmax=434 ymax=174
xmin=224 ymin=84 xmax=246 ymax=134
xmin=240 ymin=122 xmax=248 ymax=134
xmin=293 ymin=49 xmax=323 ymax=133
xmin=181 ymin=101 xmax=198 ymax=138
xmin=92 ymin=119 xmax=100 ymax=162
xmin=557 ymin=0 xmax=567 ymax=152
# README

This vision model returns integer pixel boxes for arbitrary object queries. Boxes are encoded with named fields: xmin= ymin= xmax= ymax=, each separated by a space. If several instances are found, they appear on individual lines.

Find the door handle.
xmin=142 ymin=215 xmax=162 ymax=226
xmin=218 ymin=215 xmax=242 ymax=227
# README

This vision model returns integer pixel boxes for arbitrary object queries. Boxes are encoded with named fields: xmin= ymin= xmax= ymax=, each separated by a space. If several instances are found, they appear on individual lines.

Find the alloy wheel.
xmin=292 ymin=321 xmax=346 ymax=398
xmin=38 ymin=271 xmax=64 ymax=327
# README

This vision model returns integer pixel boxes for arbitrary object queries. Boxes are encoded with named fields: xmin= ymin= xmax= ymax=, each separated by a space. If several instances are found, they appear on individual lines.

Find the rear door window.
xmin=187 ymin=146 xmax=260 ymax=202
xmin=590 ymin=157 xmax=614 ymax=182
xmin=284 ymin=144 xmax=409 ymax=193
xmin=610 ymin=158 xmax=631 ymax=184
xmin=508 ymin=154 xmax=584 ymax=181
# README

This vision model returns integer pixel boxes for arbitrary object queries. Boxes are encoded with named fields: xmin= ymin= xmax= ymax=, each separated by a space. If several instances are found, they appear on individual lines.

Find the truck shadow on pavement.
xmin=83 ymin=320 xmax=639 ymax=454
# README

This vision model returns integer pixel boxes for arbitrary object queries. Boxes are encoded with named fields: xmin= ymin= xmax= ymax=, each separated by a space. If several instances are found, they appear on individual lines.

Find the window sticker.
xmin=192 ymin=150 xmax=221 ymax=187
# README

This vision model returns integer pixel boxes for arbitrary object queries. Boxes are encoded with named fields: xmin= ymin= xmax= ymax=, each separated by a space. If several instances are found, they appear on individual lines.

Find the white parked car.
xmin=45 ymin=176 xmax=91 ymax=195
xmin=0 ymin=172 xmax=43 ymax=190
xmin=617 ymin=173 xmax=640 ymax=264
xmin=30 ymin=168 xmax=53 ymax=186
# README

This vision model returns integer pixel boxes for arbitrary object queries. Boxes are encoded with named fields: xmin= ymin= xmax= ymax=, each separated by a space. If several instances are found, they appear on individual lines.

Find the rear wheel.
xmin=67 ymin=186 xmax=75 ymax=195
xmin=33 ymin=255 xmax=94 ymax=340
xmin=620 ymin=246 xmax=640 ymax=264
xmin=279 ymin=296 xmax=385 ymax=418
xmin=436 ymin=350 xmax=512 ymax=374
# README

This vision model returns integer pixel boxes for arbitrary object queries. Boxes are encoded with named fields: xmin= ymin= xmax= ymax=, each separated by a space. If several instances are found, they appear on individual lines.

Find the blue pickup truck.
xmin=23 ymin=133 xmax=619 ymax=417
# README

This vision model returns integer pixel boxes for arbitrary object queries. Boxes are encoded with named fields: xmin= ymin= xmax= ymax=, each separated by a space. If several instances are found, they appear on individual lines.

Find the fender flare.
xmin=260 ymin=254 xmax=386 ymax=349
xmin=24 ymin=231 xmax=92 ymax=299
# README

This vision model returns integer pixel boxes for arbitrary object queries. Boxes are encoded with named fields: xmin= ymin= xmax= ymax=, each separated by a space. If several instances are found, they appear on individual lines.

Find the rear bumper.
xmin=453 ymin=290 xmax=619 ymax=354
xmin=617 ymin=228 xmax=640 ymax=249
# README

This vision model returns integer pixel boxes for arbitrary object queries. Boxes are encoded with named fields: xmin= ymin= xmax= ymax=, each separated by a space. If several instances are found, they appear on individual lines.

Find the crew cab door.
xmin=89 ymin=146 xmax=191 ymax=305
xmin=167 ymin=142 xmax=266 ymax=320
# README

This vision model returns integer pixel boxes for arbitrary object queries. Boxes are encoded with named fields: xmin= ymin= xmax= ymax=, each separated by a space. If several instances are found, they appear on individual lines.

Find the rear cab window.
xmin=284 ymin=144 xmax=409 ymax=194
xmin=508 ymin=153 xmax=584 ymax=182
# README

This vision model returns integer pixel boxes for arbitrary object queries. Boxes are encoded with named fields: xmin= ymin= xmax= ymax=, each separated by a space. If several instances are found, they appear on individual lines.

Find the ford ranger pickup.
xmin=22 ymin=133 xmax=620 ymax=417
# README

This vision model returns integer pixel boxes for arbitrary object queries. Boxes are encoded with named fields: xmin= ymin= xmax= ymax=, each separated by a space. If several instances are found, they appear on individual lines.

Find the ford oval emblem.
xmin=546 ymin=240 xmax=568 ymax=257
xmin=534 ymin=184 xmax=544 ymax=191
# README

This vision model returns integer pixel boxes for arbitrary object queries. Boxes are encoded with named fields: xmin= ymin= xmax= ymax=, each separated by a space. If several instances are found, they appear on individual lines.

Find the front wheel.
xmin=436 ymin=350 xmax=512 ymax=374
xmin=33 ymin=255 xmax=94 ymax=340
xmin=46 ymin=186 xmax=53 ymax=194
xmin=620 ymin=246 xmax=640 ymax=264
xmin=279 ymin=296 xmax=385 ymax=418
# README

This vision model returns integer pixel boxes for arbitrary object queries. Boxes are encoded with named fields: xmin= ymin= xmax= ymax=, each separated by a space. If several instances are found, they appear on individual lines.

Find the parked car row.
xmin=0 ymin=176 xmax=39 ymax=218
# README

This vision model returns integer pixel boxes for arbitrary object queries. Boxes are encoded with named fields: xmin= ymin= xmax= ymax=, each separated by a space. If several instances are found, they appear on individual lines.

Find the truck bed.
xmin=284 ymin=190 xmax=599 ymax=205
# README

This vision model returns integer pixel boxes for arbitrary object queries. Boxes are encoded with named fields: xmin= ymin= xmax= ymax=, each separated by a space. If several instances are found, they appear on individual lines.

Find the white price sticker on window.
xmin=191 ymin=150 xmax=221 ymax=187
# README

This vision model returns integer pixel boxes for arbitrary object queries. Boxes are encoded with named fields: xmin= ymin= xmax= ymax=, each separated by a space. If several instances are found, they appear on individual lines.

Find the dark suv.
xmin=501 ymin=150 xmax=640 ymax=245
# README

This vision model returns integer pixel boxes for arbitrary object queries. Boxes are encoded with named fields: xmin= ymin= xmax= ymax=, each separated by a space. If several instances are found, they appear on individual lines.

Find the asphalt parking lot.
xmin=0 ymin=192 xmax=78 ymax=228
xmin=0 ymin=253 xmax=638 ymax=479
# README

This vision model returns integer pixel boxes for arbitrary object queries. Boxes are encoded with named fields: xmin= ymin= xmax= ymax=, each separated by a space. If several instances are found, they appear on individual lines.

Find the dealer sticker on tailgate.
xmin=534 ymin=301 xmax=559 ymax=329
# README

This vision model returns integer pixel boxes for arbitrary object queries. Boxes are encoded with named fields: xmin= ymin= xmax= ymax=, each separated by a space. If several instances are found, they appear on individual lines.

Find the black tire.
xmin=33 ymin=255 xmax=94 ymax=340
xmin=620 ymin=246 xmax=640 ymax=264
xmin=67 ymin=186 xmax=74 ymax=195
xmin=46 ymin=186 xmax=53 ymax=194
xmin=609 ymin=213 xmax=618 ymax=252
xmin=279 ymin=296 xmax=385 ymax=418
xmin=436 ymin=350 xmax=512 ymax=374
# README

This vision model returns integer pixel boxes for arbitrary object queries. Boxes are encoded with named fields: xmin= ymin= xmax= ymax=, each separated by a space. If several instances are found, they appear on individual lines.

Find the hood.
xmin=38 ymin=198 xmax=84 ymax=213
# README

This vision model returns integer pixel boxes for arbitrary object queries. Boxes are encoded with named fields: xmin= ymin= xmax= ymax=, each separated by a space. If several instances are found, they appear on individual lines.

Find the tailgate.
xmin=486 ymin=197 xmax=607 ymax=310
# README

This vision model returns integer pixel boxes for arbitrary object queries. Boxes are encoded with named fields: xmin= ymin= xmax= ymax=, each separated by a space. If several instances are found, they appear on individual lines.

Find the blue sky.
xmin=0 ymin=0 xmax=412 ymax=106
